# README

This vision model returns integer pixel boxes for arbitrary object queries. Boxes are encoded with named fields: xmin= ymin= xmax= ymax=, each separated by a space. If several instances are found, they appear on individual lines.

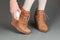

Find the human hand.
xmin=10 ymin=0 xmax=21 ymax=20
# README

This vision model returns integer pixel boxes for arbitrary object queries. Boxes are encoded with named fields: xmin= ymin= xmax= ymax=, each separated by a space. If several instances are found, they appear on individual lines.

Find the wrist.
xmin=10 ymin=0 xmax=17 ymax=2
xmin=10 ymin=0 xmax=17 ymax=4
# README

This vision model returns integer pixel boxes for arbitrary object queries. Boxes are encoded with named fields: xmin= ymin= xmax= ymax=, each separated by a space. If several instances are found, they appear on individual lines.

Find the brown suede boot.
xmin=11 ymin=17 xmax=22 ymax=32
xmin=18 ymin=7 xmax=31 ymax=34
xmin=34 ymin=10 xmax=48 ymax=32
xmin=11 ymin=7 xmax=31 ymax=34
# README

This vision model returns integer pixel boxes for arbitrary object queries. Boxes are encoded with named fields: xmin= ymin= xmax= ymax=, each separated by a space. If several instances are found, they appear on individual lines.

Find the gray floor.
xmin=0 ymin=0 xmax=60 ymax=40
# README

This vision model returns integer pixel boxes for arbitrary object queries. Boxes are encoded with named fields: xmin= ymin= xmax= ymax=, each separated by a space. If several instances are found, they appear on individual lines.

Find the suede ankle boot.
xmin=34 ymin=10 xmax=48 ymax=32
xmin=11 ymin=17 xmax=22 ymax=32
xmin=18 ymin=7 xmax=31 ymax=34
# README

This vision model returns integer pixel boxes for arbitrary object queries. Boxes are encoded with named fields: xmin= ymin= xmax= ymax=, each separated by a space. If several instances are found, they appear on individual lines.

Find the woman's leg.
xmin=38 ymin=0 xmax=47 ymax=10
xmin=35 ymin=0 xmax=48 ymax=32
xmin=18 ymin=0 xmax=35 ymax=34
xmin=22 ymin=0 xmax=35 ymax=11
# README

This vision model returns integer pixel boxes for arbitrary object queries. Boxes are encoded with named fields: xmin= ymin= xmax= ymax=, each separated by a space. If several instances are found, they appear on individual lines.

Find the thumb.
xmin=13 ymin=10 xmax=17 ymax=20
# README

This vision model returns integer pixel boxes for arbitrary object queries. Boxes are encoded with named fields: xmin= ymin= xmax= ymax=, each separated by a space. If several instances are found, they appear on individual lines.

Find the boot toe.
xmin=39 ymin=25 xmax=48 ymax=32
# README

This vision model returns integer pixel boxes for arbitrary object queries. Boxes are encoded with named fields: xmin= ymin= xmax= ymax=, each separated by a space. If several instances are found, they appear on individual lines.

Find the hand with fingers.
xmin=10 ymin=0 xmax=21 ymax=20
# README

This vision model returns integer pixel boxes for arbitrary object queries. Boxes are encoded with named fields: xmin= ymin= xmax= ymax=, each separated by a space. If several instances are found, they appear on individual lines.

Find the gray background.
xmin=0 ymin=0 xmax=60 ymax=40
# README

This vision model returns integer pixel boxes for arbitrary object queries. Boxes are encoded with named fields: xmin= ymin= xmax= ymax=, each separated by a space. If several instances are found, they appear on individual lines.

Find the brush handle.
xmin=14 ymin=11 xmax=21 ymax=20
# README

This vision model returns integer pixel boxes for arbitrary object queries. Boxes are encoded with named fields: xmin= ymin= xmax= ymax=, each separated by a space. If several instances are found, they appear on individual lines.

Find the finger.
xmin=13 ymin=10 xmax=17 ymax=19
xmin=10 ymin=10 xmax=14 ymax=18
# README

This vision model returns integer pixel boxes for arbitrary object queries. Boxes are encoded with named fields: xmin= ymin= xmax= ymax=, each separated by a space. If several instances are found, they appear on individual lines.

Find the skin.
xmin=10 ymin=0 xmax=21 ymax=18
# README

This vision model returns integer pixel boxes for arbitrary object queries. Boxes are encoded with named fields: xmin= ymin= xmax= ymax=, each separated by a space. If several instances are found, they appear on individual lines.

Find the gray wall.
xmin=0 ymin=0 xmax=60 ymax=40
